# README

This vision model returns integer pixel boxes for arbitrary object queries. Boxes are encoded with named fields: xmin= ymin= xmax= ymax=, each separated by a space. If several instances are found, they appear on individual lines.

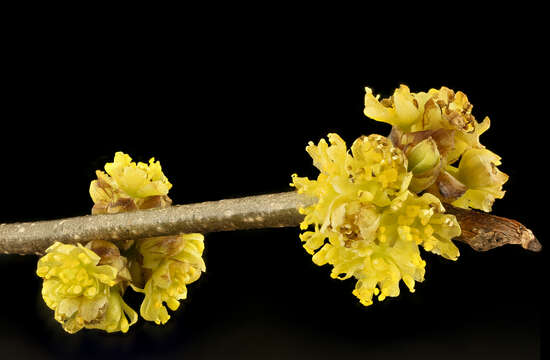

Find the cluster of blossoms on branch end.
xmin=292 ymin=134 xmax=461 ymax=305
xmin=36 ymin=152 xmax=205 ymax=333
xmin=292 ymin=85 xmax=507 ymax=306
xmin=364 ymin=85 xmax=508 ymax=212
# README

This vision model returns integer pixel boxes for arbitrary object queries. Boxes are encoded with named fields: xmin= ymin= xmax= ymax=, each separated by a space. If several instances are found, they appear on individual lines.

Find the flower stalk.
xmin=0 ymin=191 xmax=540 ymax=255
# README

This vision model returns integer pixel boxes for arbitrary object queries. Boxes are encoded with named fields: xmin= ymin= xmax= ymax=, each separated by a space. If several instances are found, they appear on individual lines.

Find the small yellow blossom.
xmin=90 ymin=152 xmax=172 ymax=214
xmin=292 ymin=134 xmax=461 ymax=306
xmin=450 ymin=148 xmax=509 ymax=212
xmin=363 ymin=85 xmax=421 ymax=130
xmin=364 ymin=85 xmax=507 ymax=211
xmin=86 ymin=290 xmax=138 ymax=333
xmin=37 ymin=242 xmax=137 ymax=333
xmin=134 ymin=234 xmax=206 ymax=325
xmin=105 ymin=152 xmax=172 ymax=198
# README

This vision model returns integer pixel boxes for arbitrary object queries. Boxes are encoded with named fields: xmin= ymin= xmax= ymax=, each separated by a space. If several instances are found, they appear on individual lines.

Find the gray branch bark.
xmin=0 ymin=192 xmax=316 ymax=255
xmin=0 ymin=191 xmax=541 ymax=255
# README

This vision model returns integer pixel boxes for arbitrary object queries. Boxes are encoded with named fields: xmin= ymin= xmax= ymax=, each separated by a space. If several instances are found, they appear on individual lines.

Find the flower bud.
xmin=407 ymin=137 xmax=440 ymax=172
xmin=404 ymin=137 xmax=441 ymax=193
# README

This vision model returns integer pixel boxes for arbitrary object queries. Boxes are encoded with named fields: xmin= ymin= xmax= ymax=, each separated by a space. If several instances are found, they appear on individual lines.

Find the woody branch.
xmin=0 ymin=191 xmax=541 ymax=255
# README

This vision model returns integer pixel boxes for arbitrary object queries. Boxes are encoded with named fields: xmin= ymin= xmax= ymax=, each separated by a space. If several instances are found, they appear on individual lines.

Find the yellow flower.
xmin=365 ymin=85 xmax=507 ymax=211
xmin=450 ymin=148 xmax=509 ymax=212
xmin=292 ymin=134 xmax=461 ymax=306
xmin=105 ymin=152 xmax=172 ymax=198
xmin=86 ymin=290 xmax=138 ymax=333
xmin=90 ymin=152 xmax=172 ymax=214
xmin=365 ymin=85 xmax=479 ymax=136
xmin=364 ymin=85 xmax=421 ymax=130
xmin=134 ymin=234 xmax=206 ymax=325
xmin=37 ymin=242 xmax=137 ymax=333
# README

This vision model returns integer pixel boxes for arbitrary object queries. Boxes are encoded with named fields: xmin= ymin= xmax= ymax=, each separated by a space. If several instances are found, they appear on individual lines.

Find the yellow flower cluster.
xmin=90 ymin=152 xmax=173 ymax=214
xmin=36 ymin=242 xmax=137 ymax=333
xmin=134 ymin=234 xmax=206 ymax=324
xmin=38 ymin=152 xmax=206 ymax=333
xmin=364 ymin=85 xmax=508 ymax=212
xmin=292 ymin=134 xmax=461 ymax=306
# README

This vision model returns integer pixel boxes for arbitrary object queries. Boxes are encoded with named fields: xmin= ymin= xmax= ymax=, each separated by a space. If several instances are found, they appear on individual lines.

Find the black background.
xmin=0 ymin=22 xmax=544 ymax=360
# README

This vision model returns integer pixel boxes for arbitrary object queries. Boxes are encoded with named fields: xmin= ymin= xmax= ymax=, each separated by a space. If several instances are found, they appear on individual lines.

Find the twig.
xmin=444 ymin=204 xmax=541 ymax=252
xmin=0 ymin=191 xmax=541 ymax=255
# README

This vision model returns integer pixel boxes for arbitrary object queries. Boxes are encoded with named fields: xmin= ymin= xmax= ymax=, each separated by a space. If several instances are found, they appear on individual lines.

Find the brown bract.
xmin=85 ymin=239 xmax=132 ymax=284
